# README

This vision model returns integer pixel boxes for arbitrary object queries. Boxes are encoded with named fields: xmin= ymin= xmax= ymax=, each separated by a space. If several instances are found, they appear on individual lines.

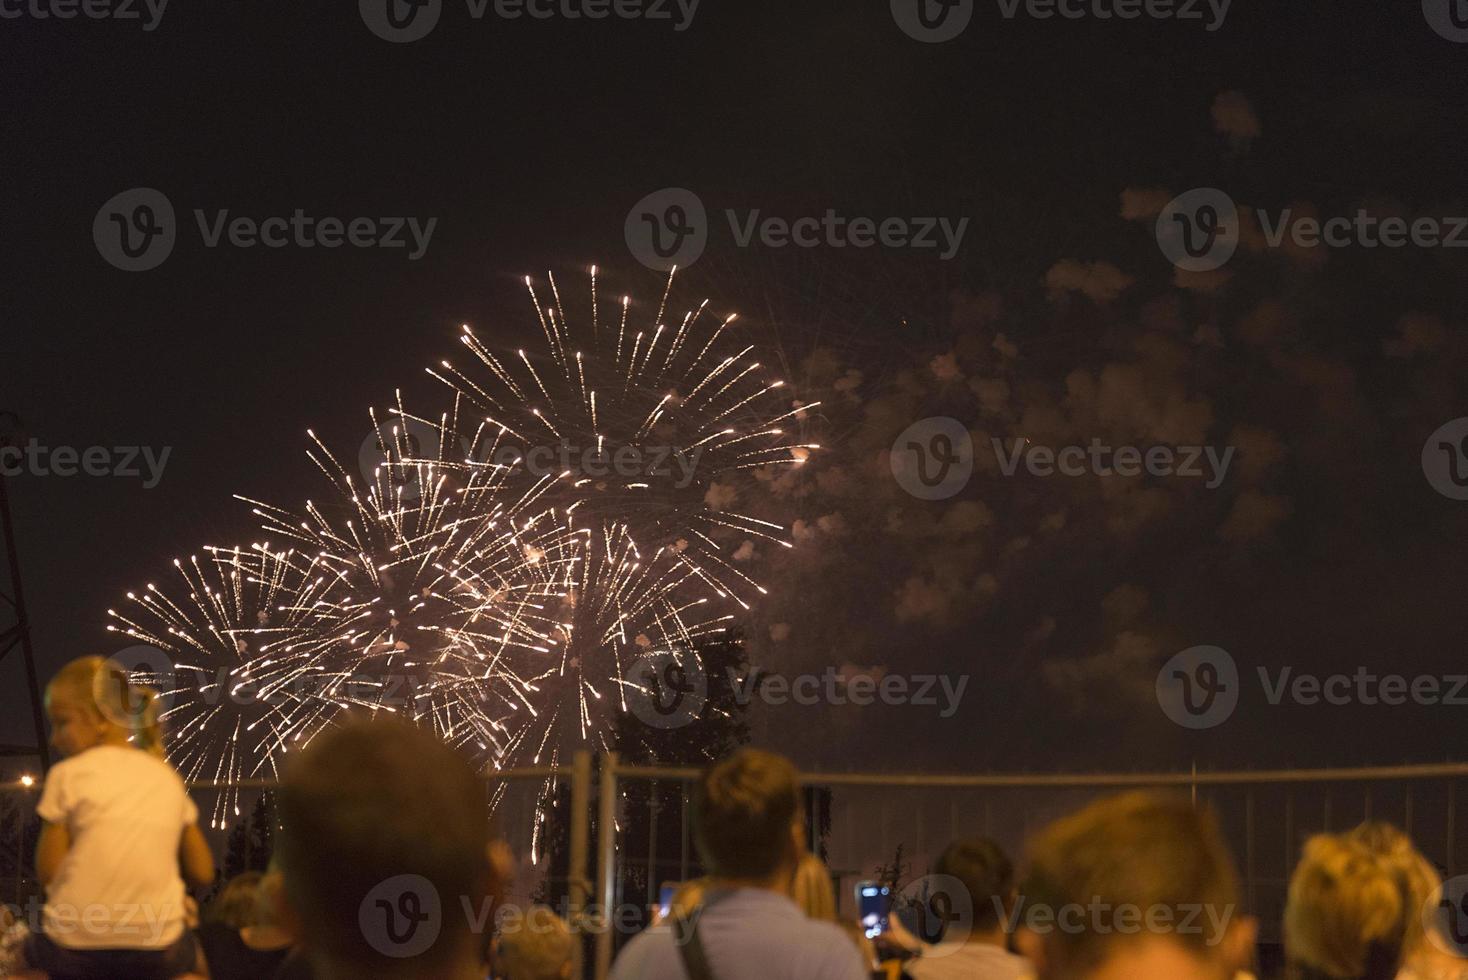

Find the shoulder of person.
xmin=793 ymin=917 xmax=869 ymax=963
xmin=795 ymin=916 xmax=857 ymax=944
xmin=119 ymin=745 xmax=187 ymax=782
xmin=609 ymin=923 xmax=676 ymax=976
xmin=36 ymin=750 xmax=89 ymax=798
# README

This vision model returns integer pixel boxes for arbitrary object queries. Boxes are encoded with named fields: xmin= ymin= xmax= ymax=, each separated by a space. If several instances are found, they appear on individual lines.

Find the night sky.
xmin=5 ymin=1 xmax=1468 ymax=776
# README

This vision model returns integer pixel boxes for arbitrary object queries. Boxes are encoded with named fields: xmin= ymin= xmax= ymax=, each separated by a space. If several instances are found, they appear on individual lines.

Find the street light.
xmin=19 ymin=775 xmax=34 ymax=788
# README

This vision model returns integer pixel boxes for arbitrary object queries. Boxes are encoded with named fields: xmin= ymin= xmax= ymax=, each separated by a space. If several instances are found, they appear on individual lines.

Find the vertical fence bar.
xmin=647 ymin=779 xmax=659 ymax=910
xmin=594 ymin=753 xmax=618 ymax=980
xmin=1404 ymin=786 xmax=1413 ymax=838
xmin=1449 ymin=781 xmax=1457 ymax=879
xmin=13 ymin=801 xmax=21 ymax=905
xmin=680 ymin=782 xmax=690 ymax=884
xmin=1245 ymin=789 xmax=1257 ymax=914
xmin=568 ymin=752 xmax=592 ymax=980
xmin=1284 ymin=792 xmax=1294 ymax=879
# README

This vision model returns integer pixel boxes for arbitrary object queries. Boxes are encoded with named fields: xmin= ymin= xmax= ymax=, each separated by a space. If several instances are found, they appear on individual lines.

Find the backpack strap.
xmin=672 ymin=909 xmax=717 ymax=980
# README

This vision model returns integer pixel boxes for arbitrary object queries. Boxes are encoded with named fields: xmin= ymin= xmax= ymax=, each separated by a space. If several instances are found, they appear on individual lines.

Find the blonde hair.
xmin=667 ymin=877 xmax=709 ymax=920
xmin=791 ymin=854 xmax=837 ymax=921
xmin=205 ymin=871 xmax=265 ymax=929
xmin=1344 ymin=822 xmax=1444 ymax=961
xmin=47 ymin=655 xmax=166 ymax=757
xmin=1285 ymin=833 xmax=1407 ymax=980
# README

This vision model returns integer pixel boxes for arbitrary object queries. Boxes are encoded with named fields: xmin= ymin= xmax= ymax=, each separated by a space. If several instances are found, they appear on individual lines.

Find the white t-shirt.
xmin=36 ymin=745 xmax=197 ymax=950
xmin=906 ymin=941 xmax=1033 ymax=980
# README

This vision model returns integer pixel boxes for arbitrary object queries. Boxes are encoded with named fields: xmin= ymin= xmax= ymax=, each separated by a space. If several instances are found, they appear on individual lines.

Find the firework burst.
xmin=105 ymin=268 xmax=813 ymax=823
xmin=430 ymin=266 xmax=819 ymax=612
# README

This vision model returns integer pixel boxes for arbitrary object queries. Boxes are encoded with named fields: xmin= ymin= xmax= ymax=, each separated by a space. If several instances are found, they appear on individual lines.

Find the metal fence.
xmin=3 ymin=759 xmax=1465 ymax=980
xmin=592 ymin=759 xmax=1467 ymax=979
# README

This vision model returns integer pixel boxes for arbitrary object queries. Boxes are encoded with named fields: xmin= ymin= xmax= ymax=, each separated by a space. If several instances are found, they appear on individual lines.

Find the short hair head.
xmin=276 ymin=717 xmax=494 ymax=977
xmin=694 ymin=748 xmax=802 ymax=880
xmin=1020 ymin=791 xmax=1243 ymax=974
xmin=495 ymin=906 xmax=573 ymax=980
xmin=935 ymin=837 xmax=1014 ymax=932
xmin=1285 ymin=833 xmax=1408 ymax=980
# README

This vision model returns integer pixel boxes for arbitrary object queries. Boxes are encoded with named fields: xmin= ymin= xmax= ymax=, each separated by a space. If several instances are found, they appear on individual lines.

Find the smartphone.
xmin=856 ymin=881 xmax=891 ymax=939
xmin=658 ymin=882 xmax=678 ymax=920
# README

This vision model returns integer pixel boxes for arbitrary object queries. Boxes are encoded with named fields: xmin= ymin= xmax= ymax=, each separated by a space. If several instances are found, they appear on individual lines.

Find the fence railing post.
xmin=568 ymin=751 xmax=592 ymax=979
xmin=647 ymin=779 xmax=660 ymax=911
xmin=1449 ymin=780 xmax=1457 ymax=879
xmin=595 ymin=752 xmax=619 ymax=980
